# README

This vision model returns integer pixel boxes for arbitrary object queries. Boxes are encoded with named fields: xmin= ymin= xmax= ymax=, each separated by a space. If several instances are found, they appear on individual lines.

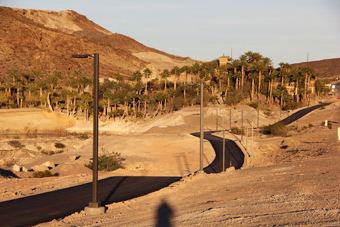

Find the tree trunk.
xmin=258 ymin=71 xmax=262 ymax=98
xmin=295 ymin=79 xmax=299 ymax=102
xmin=73 ymin=96 xmax=76 ymax=115
xmin=47 ymin=92 xmax=53 ymax=112
xmin=241 ymin=66 xmax=244 ymax=90
xmin=67 ymin=95 xmax=69 ymax=117
xmin=16 ymin=88 xmax=20 ymax=106
xmin=251 ymin=78 xmax=255 ymax=101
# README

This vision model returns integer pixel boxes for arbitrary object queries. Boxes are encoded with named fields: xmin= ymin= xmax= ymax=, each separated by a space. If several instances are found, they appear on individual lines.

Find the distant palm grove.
xmin=0 ymin=51 xmax=331 ymax=121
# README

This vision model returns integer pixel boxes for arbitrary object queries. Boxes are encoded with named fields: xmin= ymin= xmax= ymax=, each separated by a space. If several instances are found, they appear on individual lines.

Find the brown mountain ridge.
xmin=291 ymin=58 xmax=340 ymax=79
xmin=0 ymin=7 xmax=195 ymax=80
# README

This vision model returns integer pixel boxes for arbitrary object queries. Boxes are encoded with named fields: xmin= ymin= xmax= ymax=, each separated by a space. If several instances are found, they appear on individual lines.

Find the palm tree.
xmin=53 ymin=71 xmax=63 ymax=88
xmin=46 ymin=75 xmax=57 ymax=90
xmin=142 ymin=68 xmax=152 ymax=95
xmin=80 ymin=93 xmax=92 ymax=121
xmin=130 ymin=71 xmax=142 ymax=83
xmin=229 ymin=59 xmax=241 ymax=89
xmin=36 ymin=80 xmax=46 ymax=98
xmin=300 ymin=67 xmax=315 ymax=103
xmin=239 ymin=54 xmax=248 ymax=90
xmin=14 ymin=80 xmax=23 ymax=107
xmin=170 ymin=66 xmax=181 ymax=90
xmin=6 ymin=69 xmax=20 ymax=85
xmin=248 ymin=72 xmax=257 ymax=101
xmin=291 ymin=68 xmax=303 ymax=102
xmin=46 ymin=87 xmax=54 ymax=112
xmin=160 ymin=69 xmax=170 ymax=91
xmin=265 ymin=66 xmax=278 ymax=103
xmin=191 ymin=63 xmax=201 ymax=84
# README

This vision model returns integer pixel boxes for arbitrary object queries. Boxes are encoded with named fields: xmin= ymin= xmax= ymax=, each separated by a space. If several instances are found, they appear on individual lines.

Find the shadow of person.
xmin=156 ymin=200 xmax=173 ymax=227
xmin=0 ymin=168 xmax=19 ymax=178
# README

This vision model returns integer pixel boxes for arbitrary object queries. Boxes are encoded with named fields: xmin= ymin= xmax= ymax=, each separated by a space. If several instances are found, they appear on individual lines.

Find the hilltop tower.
xmin=219 ymin=55 xmax=228 ymax=66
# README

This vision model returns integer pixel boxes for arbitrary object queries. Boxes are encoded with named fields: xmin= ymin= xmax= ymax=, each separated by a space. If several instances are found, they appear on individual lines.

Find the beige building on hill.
xmin=219 ymin=55 xmax=228 ymax=66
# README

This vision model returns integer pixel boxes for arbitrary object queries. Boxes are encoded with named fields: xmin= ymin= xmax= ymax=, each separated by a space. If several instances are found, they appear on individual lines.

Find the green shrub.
xmin=54 ymin=142 xmax=66 ymax=149
xmin=32 ymin=170 xmax=53 ymax=178
xmin=262 ymin=121 xmax=287 ymax=136
xmin=8 ymin=140 xmax=25 ymax=148
xmin=85 ymin=151 xmax=124 ymax=172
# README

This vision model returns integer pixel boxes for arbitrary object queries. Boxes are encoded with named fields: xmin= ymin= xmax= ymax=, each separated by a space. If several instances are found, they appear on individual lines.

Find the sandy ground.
xmin=1 ymin=98 xmax=340 ymax=226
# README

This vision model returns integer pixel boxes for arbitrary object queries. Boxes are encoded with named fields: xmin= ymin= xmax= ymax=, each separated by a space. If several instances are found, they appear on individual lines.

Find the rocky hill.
xmin=291 ymin=58 xmax=340 ymax=79
xmin=0 ymin=7 xmax=196 ymax=80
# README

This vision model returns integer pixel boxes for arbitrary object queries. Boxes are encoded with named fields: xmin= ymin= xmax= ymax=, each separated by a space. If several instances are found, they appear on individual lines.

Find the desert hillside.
xmin=0 ymin=7 xmax=196 ymax=79
xmin=291 ymin=58 xmax=340 ymax=79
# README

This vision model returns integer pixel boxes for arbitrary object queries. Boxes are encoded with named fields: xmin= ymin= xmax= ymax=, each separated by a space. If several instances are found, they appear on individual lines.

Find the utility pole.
xmin=222 ymin=109 xmax=225 ymax=172
xmin=199 ymin=81 xmax=204 ymax=173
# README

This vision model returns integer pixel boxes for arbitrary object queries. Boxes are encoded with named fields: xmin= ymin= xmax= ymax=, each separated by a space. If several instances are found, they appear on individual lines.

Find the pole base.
xmin=84 ymin=206 xmax=105 ymax=215
xmin=196 ymin=170 xmax=207 ymax=178
xmin=85 ymin=201 xmax=105 ymax=215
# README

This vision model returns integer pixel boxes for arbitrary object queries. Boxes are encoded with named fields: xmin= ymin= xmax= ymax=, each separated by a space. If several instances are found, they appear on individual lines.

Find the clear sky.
xmin=2 ymin=0 xmax=340 ymax=67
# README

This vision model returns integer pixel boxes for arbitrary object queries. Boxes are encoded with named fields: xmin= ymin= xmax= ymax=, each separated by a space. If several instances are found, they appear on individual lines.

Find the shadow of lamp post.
xmin=71 ymin=53 xmax=105 ymax=215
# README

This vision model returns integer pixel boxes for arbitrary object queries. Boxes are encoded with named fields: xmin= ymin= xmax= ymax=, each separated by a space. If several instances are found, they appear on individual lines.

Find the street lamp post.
xmin=72 ymin=53 xmax=104 ymax=215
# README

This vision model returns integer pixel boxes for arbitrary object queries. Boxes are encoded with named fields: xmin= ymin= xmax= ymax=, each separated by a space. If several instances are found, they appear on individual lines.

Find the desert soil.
xmin=0 ymin=98 xmax=340 ymax=226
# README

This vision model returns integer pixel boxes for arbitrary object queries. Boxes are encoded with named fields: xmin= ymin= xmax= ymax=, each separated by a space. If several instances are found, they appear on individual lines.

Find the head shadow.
xmin=156 ymin=200 xmax=174 ymax=227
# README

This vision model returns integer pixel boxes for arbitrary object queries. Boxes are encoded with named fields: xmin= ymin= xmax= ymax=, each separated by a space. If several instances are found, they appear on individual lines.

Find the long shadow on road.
xmin=0 ymin=176 xmax=181 ymax=227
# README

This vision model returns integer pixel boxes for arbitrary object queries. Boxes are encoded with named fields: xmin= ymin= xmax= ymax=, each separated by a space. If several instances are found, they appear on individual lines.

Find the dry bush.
xmin=85 ymin=151 xmax=124 ymax=172
xmin=41 ymin=150 xmax=64 ymax=155
xmin=8 ymin=140 xmax=25 ymax=148
xmin=54 ymin=142 xmax=66 ymax=149
xmin=32 ymin=170 xmax=54 ymax=178
xmin=231 ymin=126 xmax=245 ymax=135
xmin=262 ymin=121 xmax=287 ymax=136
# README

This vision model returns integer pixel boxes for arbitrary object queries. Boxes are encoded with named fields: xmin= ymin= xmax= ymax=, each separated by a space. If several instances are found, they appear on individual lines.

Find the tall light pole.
xmin=72 ymin=53 xmax=104 ymax=215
